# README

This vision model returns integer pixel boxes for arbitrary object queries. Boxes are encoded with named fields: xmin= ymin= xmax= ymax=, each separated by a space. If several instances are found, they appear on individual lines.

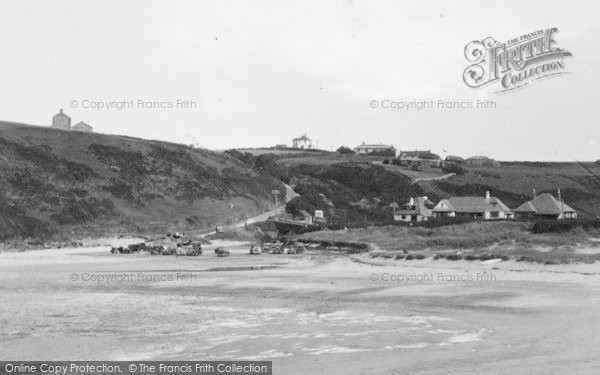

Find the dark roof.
xmin=445 ymin=155 xmax=464 ymax=161
xmin=398 ymin=150 xmax=440 ymax=160
xmin=434 ymin=196 xmax=511 ymax=213
xmin=355 ymin=143 xmax=395 ymax=150
xmin=293 ymin=134 xmax=311 ymax=141
xmin=398 ymin=197 xmax=434 ymax=216
xmin=53 ymin=109 xmax=70 ymax=119
xmin=514 ymin=193 xmax=576 ymax=215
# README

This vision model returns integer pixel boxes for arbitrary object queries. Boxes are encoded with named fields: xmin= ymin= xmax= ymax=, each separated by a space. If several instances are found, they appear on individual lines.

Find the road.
xmin=202 ymin=183 xmax=298 ymax=237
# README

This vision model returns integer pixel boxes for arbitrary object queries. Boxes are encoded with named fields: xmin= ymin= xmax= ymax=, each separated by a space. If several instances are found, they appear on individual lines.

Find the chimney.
xmin=533 ymin=188 xmax=537 ymax=199
xmin=557 ymin=188 xmax=562 ymax=201
xmin=485 ymin=190 xmax=490 ymax=200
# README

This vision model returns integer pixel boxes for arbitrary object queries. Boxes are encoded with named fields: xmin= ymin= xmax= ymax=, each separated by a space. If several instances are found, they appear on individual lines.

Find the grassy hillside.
xmin=419 ymin=162 xmax=600 ymax=218
xmin=243 ymin=153 xmax=600 ymax=222
xmin=0 ymin=122 xmax=285 ymax=241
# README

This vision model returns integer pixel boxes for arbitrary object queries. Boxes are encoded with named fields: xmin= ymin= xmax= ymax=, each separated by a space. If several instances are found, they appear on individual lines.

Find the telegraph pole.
xmin=272 ymin=189 xmax=280 ymax=216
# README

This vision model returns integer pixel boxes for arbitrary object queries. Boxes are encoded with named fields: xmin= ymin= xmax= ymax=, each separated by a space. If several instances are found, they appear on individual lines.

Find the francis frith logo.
xmin=463 ymin=28 xmax=572 ymax=92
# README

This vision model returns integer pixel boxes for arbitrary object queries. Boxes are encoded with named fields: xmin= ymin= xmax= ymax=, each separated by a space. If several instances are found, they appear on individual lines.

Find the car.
xmin=110 ymin=246 xmax=124 ymax=254
xmin=287 ymin=245 xmax=306 ymax=254
xmin=148 ymin=245 xmax=165 ymax=255
xmin=290 ymin=242 xmax=306 ymax=254
xmin=262 ymin=241 xmax=283 ymax=254
xmin=249 ymin=244 xmax=262 ymax=255
xmin=215 ymin=225 xmax=224 ymax=233
xmin=176 ymin=242 xmax=203 ymax=256
xmin=214 ymin=247 xmax=230 ymax=257
xmin=270 ymin=245 xmax=284 ymax=254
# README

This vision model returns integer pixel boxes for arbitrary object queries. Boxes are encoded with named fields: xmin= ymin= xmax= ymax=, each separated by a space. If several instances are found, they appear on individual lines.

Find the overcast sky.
xmin=0 ymin=0 xmax=598 ymax=161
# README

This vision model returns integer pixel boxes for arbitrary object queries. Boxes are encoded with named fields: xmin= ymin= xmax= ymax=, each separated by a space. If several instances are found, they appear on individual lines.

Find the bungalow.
xmin=354 ymin=142 xmax=396 ymax=156
xmin=432 ymin=191 xmax=513 ymax=220
xmin=514 ymin=192 xmax=577 ymax=220
xmin=394 ymin=196 xmax=435 ymax=223
xmin=465 ymin=155 xmax=500 ymax=167
xmin=397 ymin=150 xmax=442 ymax=167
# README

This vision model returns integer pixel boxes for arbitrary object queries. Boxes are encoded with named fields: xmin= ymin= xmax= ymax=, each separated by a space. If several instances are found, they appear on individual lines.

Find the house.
xmin=394 ymin=196 xmax=435 ymax=223
xmin=465 ymin=155 xmax=500 ymax=167
xmin=514 ymin=192 xmax=577 ymax=220
xmin=52 ymin=109 xmax=71 ymax=130
xmin=354 ymin=142 xmax=396 ymax=156
xmin=293 ymin=134 xmax=312 ymax=149
xmin=432 ymin=191 xmax=513 ymax=220
xmin=397 ymin=150 xmax=442 ymax=167
xmin=72 ymin=121 xmax=93 ymax=132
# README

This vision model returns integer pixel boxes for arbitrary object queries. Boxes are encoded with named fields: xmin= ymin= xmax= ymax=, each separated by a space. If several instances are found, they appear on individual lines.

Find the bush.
xmin=442 ymin=163 xmax=466 ymax=175
xmin=445 ymin=254 xmax=462 ymax=261
xmin=336 ymin=146 xmax=355 ymax=155
xmin=532 ymin=219 xmax=600 ymax=234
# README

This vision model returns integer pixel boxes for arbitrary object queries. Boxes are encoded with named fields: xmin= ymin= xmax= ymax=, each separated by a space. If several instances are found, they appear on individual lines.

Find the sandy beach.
xmin=1 ymin=242 xmax=600 ymax=374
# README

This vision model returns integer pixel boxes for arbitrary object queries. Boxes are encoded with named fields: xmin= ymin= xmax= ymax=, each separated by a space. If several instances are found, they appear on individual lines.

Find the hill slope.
xmin=239 ymin=153 xmax=600 ymax=222
xmin=0 ymin=122 xmax=285 ymax=241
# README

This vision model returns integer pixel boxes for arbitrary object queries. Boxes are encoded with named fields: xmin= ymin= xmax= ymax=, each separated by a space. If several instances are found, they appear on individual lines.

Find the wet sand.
xmin=1 ymin=242 xmax=600 ymax=374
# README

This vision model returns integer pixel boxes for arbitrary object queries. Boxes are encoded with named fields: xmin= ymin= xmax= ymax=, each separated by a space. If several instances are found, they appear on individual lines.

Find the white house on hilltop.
xmin=354 ymin=142 xmax=396 ymax=156
xmin=293 ymin=134 xmax=312 ymax=149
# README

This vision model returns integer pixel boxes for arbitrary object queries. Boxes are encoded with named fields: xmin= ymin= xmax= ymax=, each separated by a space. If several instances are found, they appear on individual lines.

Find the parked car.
xmin=262 ymin=241 xmax=283 ymax=254
xmin=215 ymin=225 xmax=224 ymax=233
xmin=176 ymin=242 xmax=203 ymax=256
xmin=271 ymin=245 xmax=284 ymax=254
xmin=249 ymin=244 xmax=262 ymax=255
xmin=214 ymin=247 xmax=230 ymax=257
xmin=287 ymin=242 xmax=306 ymax=254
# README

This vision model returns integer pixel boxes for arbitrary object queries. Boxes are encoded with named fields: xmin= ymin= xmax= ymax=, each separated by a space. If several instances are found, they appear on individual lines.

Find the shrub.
xmin=336 ymin=146 xmax=355 ymax=155
xmin=445 ymin=254 xmax=462 ymax=261
xmin=532 ymin=219 xmax=600 ymax=234
xmin=442 ymin=163 xmax=466 ymax=175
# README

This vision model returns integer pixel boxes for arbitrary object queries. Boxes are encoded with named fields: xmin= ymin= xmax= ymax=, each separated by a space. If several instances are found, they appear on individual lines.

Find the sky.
xmin=0 ymin=0 xmax=598 ymax=161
